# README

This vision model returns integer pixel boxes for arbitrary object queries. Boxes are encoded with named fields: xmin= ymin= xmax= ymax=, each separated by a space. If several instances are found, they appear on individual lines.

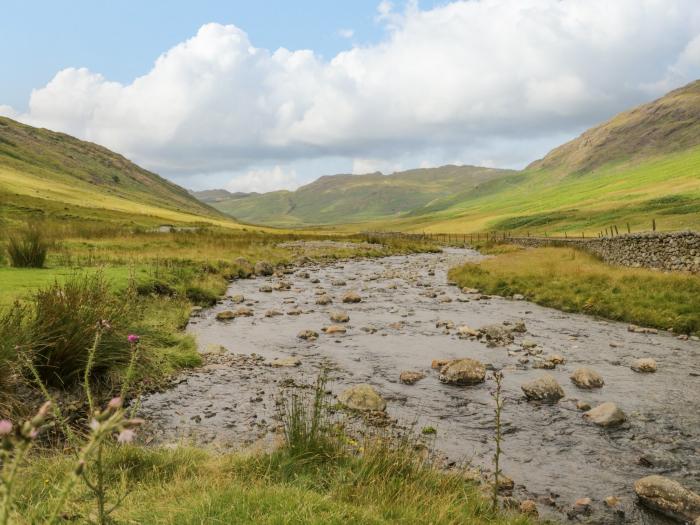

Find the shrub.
xmin=6 ymin=225 xmax=48 ymax=268
xmin=1 ymin=273 xmax=133 ymax=387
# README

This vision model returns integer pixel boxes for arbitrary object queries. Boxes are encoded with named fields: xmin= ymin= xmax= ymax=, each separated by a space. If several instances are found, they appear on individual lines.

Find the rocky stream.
xmin=140 ymin=248 xmax=700 ymax=524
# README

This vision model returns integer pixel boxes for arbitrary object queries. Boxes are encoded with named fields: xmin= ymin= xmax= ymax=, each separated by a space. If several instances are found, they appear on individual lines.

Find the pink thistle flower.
xmin=107 ymin=397 xmax=123 ymax=410
xmin=89 ymin=419 xmax=100 ymax=431
xmin=127 ymin=334 xmax=140 ymax=344
xmin=0 ymin=420 xmax=12 ymax=436
xmin=117 ymin=429 xmax=136 ymax=444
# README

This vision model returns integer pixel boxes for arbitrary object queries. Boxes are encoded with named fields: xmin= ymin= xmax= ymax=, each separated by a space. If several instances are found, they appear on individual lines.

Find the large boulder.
xmin=439 ymin=359 xmax=486 ymax=386
xmin=254 ymin=261 xmax=274 ymax=276
xmin=338 ymin=384 xmax=386 ymax=412
xmin=315 ymin=294 xmax=333 ymax=305
xmin=583 ymin=402 xmax=626 ymax=427
xmin=521 ymin=374 xmax=565 ymax=402
xmin=634 ymin=475 xmax=700 ymax=523
xmin=570 ymin=367 xmax=605 ymax=389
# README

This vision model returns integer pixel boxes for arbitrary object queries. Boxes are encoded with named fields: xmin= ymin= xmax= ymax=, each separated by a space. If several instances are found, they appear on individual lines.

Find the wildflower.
xmin=107 ymin=397 xmax=123 ymax=410
xmin=117 ymin=429 xmax=135 ymax=444
xmin=89 ymin=419 xmax=100 ymax=431
xmin=0 ymin=420 xmax=12 ymax=436
xmin=127 ymin=334 xmax=140 ymax=344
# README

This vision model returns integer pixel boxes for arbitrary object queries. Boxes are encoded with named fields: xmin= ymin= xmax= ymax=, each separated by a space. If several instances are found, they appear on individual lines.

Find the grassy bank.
xmin=449 ymin=246 xmax=700 ymax=334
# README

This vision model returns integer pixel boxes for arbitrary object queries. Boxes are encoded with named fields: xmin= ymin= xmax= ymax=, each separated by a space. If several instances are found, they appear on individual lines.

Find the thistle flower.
xmin=127 ymin=334 xmax=140 ymax=344
xmin=0 ymin=420 xmax=12 ymax=436
xmin=107 ymin=397 xmax=123 ymax=410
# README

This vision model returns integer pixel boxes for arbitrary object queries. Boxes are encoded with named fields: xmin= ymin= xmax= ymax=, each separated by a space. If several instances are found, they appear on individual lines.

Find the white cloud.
xmin=4 ymin=0 xmax=700 ymax=192
xmin=226 ymin=165 xmax=300 ymax=193
xmin=338 ymin=28 xmax=354 ymax=39
xmin=0 ymin=105 xmax=19 ymax=119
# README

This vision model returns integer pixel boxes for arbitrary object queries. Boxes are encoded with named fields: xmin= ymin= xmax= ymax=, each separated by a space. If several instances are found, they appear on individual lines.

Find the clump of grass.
xmin=449 ymin=246 xmax=700 ymax=334
xmin=4 ymin=273 xmax=133 ymax=387
xmin=6 ymin=225 xmax=48 ymax=268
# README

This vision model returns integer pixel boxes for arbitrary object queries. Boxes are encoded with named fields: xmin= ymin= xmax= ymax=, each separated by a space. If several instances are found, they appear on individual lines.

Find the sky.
xmin=2 ymin=0 xmax=700 ymax=193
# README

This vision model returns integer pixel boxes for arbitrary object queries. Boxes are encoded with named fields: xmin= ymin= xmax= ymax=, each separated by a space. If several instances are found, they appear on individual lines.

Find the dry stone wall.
xmin=506 ymin=231 xmax=700 ymax=273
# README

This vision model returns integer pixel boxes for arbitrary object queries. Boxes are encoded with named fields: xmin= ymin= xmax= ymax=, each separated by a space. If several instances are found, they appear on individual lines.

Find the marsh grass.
xmin=449 ymin=246 xmax=700 ymax=334
xmin=6 ymin=225 xmax=48 ymax=268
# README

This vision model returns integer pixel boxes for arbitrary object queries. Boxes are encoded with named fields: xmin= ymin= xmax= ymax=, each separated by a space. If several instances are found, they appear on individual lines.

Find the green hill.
xmin=196 ymin=80 xmax=700 ymax=234
xmin=0 ymin=116 xmax=239 ymax=228
xmin=199 ymin=165 xmax=515 ymax=227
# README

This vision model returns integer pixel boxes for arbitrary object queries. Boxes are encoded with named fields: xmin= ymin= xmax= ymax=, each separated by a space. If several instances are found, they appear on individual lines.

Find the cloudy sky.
xmin=2 ymin=0 xmax=700 ymax=193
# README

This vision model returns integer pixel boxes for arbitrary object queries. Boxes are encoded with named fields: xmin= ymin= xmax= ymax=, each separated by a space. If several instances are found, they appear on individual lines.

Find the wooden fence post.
xmin=652 ymin=219 xmax=656 ymax=231
xmin=626 ymin=223 xmax=630 ymax=234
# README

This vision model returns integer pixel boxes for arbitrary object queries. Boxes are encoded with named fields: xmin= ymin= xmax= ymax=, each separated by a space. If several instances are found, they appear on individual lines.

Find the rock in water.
xmin=230 ymin=294 xmax=245 ymax=303
xmin=570 ymin=367 xmax=605 ymax=389
xmin=338 ymin=384 xmax=386 ymax=411
xmin=439 ymin=359 xmax=486 ymax=385
xmin=254 ymin=261 xmax=274 ymax=276
xmin=632 ymin=358 xmax=657 ymax=373
xmin=330 ymin=310 xmax=350 ymax=323
xmin=233 ymin=307 xmax=253 ymax=317
xmin=297 ymin=330 xmax=319 ymax=341
xmin=324 ymin=325 xmax=347 ymax=335
xmin=315 ymin=294 xmax=333 ymax=305
xmin=478 ymin=324 xmax=513 ymax=345
xmin=634 ymin=475 xmax=700 ymax=523
xmin=521 ymin=374 xmax=565 ymax=402
xmin=216 ymin=310 xmax=236 ymax=320
xmin=583 ymin=402 xmax=626 ymax=427
xmin=342 ymin=291 xmax=362 ymax=303
xmin=399 ymin=371 xmax=425 ymax=385
xmin=269 ymin=357 xmax=301 ymax=367
xmin=519 ymin=500 xmax=538 ymax=516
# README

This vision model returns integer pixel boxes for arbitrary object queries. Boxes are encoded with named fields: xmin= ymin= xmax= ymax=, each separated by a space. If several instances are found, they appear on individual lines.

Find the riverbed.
xmin=140 ymin=248 xmax=699 ymax=524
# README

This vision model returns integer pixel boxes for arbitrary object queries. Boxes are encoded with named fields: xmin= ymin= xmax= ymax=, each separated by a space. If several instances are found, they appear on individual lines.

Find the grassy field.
xmin=449 ymin=246 xmax=700 ymax=334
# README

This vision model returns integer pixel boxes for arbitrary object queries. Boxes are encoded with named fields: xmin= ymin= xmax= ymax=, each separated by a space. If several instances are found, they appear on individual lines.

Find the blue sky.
xmin=2 ymin=0 xmax=440 ymax=111
xmin=2 ymin=1 xmax=700 ymax=192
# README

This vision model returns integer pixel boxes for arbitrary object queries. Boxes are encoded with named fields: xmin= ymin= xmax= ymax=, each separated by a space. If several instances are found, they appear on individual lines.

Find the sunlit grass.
xmin=449 ymin=246 xmax=700 ymax=334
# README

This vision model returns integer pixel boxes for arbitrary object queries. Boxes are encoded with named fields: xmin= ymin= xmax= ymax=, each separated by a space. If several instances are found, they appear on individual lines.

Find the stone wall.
xmin=506 ymin=231 xmax=700 ymax=273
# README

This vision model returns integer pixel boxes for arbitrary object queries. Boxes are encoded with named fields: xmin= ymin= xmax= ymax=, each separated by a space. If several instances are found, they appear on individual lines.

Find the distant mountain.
xmin=191 ymin=189 xmax=258 ymax=203
xmin=197 ymin=80 xmax=700 ymax=233
xmin=199 ymin=165 xmax=515 ymax=227
xmin=0 ymin=116 xmax=233 ymax=227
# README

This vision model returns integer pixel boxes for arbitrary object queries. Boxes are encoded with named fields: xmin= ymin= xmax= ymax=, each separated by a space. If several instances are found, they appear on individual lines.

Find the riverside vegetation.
xmin=0 ymin=225 xmax=540 ymax=524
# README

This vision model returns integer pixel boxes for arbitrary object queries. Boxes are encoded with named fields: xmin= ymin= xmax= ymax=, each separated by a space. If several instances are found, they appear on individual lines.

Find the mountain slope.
xmin=198 ymin=80 xmax=700 ymax=233
xmin=528 ymin=80 xmax=700 ymax=173
xmin=201 ymin=165 xmax=515 ymax=227
xmin=0 ymin=117 xmax=238 ymax=228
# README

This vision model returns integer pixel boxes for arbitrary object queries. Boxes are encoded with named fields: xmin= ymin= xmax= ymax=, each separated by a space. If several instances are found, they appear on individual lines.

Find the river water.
xmin=140 ymin=248 xmax=700 ymax=524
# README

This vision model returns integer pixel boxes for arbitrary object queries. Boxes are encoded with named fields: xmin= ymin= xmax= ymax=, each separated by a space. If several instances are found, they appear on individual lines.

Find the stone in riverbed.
xmin=216 ymin=310 xmax=236 ymax=320
xmin=331 ymin=279 xmax=346 ymax=286
xmin=583 ymin=402 xmax=626 ymax=427
xmin=265 ymin=309 xmax=282 ymax=317
xmin=232 ymin=306 xmax=253 ymax=317
xmin=315 ymin=294 xmax=333 ymax=305
xmin=570 ymin=367 xmax=605 ymax=389
xmin=519 ymin=500 xmax=538 ymax=516
xmin=439 ymin=358 xmax=486 ymax=385
xmin=478 ymin=324 xmax=513 ymax=345
xmin=399 ymin=371 xmax=425 ymax=384
xmin=254 ymin=261 xmax=274 ymax=276
xmin=634 ymin=475 xmax=700 ymax=523
xmin=521 ymin=374 xmax=565 ymax=402
xmin=631 ymin=358 xmax=657 ymax=373
xmin=259 ymin=285 xmax=272 ymax=293
xmin=273 ymin=281 xmax=291 ymax=291
xmin=330 ymin=310 xmax=350 ymax=323
xmin=576 ymin=400 xmax=591 ymax=411
xmin=323 ymin=325 xmax=347 ymax=335
xmin=457 ymin=325 xmax=479 ymax=337
xmin=431 ymin=359 xmax=451 ymax=369
xmin=229 ymin=294 xmax=245 ymax=303
xmin=269 ymin=357 xmax=301 ymax=367
xmin=342 ymin=291 xmax=362 ymax=303
xmin=297 ymin=330 xmax=319 ymax=341
xmin=338 ymin=384 xmax=386 ymax=412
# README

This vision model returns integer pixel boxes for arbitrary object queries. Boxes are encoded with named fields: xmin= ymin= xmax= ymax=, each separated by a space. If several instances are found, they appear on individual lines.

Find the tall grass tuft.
xmin=0 ymin=273 xmax=133 ymax=387
xmin=6 ymin=225 xmax=48 ymax=268
xmin=280 ymin=372 xmax=338 ymax=461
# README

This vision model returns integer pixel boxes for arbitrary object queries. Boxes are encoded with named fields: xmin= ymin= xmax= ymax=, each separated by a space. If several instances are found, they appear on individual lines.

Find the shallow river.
xmin=140 ymin=249 xmax=699 ymax=524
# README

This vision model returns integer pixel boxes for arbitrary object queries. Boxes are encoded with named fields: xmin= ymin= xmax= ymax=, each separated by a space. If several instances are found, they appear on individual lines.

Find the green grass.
xmin=449 ymin=247 xmax=700 ymax=334
xmin=11 ymin=443 xmax=535 ymax=525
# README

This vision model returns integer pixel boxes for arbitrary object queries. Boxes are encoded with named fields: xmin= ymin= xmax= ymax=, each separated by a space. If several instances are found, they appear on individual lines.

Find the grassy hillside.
xmin=194 ymin=80 xmax=700 ymax=234
xmin=199 ymin=165 xmax=515 ymax=227
xmin=0 ymin=116 xmax=242 ymax=229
